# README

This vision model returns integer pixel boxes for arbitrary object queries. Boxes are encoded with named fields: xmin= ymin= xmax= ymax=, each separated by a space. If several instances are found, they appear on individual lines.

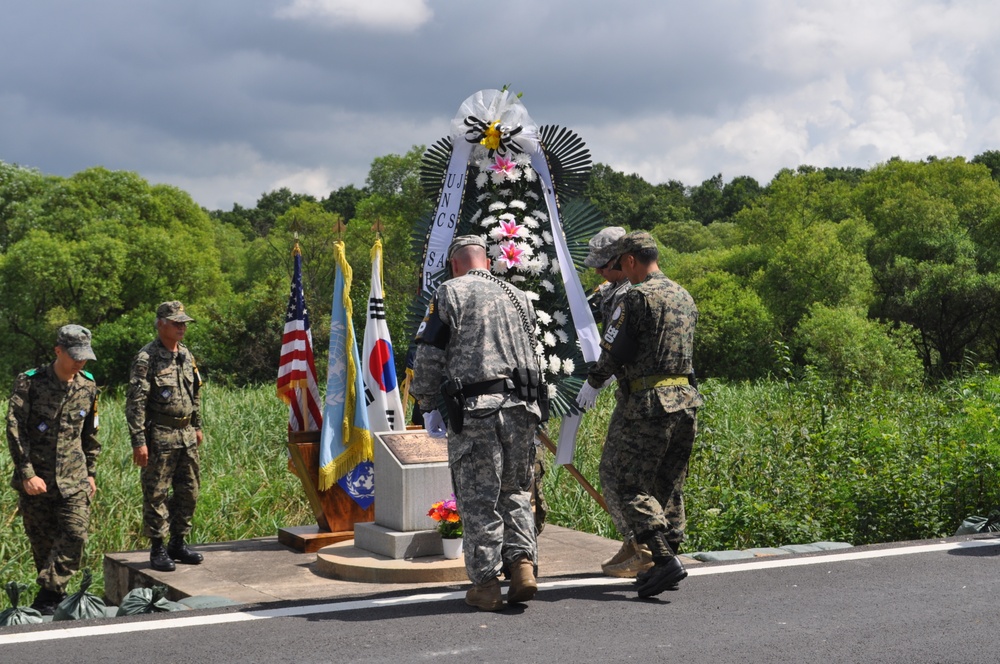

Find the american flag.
xmin=276 ymin=244 xmax=322 ymax=431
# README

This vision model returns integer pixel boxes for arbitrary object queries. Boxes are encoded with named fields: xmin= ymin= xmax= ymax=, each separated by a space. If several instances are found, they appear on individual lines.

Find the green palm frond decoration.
xmin=539 ymin=124 xmax=592 ymax=201
xmin=420 ymin=137 xmax=454 ymax=200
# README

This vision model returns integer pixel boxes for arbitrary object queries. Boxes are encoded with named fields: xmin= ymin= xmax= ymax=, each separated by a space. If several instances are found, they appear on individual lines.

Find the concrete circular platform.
xmin=316 ymin=540 xmax=468 ymax=584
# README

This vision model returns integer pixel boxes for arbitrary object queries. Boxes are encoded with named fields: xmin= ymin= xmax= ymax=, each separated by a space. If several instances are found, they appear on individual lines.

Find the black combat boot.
xmin=635 ymin=531 xmax=687 ymax=598
xmin=168 ymin=535 xmax=204 ymax=565
xmin=150 ymin=537 xmax=176 ymax=572
xmin=30 ymin=587 xmax=66 ymax=616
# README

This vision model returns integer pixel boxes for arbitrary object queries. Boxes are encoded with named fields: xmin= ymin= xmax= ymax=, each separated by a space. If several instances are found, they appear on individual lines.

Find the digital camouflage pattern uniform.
xmin=589 ymin=277 xmax=632 ymax=537
xmin=587 ymin=270 xmax=703 ymax=548
xmin=6 ymin=364 xmax=100 ymax=593
xmin=412 ymin=268 xmax=542 ymax=586
xmin=125 ymin=338 xmax=202 ymax=540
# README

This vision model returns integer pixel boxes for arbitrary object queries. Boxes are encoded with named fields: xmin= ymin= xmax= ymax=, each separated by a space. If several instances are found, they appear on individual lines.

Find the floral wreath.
xmin=411 ymin=88 xmax=606 ymax=416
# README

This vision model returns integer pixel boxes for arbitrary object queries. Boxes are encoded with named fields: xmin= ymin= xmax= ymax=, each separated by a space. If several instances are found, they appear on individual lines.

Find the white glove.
xmin=602 ymin=375 xmax=616 ymax=388
xmin=423 ymin=409 xmax=447 ymax=438
xmin=575 ymin=381 xmax=602 ymax=411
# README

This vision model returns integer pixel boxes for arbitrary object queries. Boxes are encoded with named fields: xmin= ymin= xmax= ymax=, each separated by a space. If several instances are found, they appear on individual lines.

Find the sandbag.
xmin=0 ymin=582 xmax=43 ymax=626
xmin=53 ymin=570 xmax=107 ymax=621
xmin=116 ymin=585 xmax=187 ymax=616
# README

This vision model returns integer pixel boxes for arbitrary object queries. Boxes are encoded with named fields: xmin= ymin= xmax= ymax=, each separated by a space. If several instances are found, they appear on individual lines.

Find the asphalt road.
xmin=2 ymin=535 xmax=998 ymax=663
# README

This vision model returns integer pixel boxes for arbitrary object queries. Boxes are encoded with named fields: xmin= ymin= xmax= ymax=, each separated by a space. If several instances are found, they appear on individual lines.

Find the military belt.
xmin=462 ymin=379 xmax=514 ymax=398
xmin=151 ymin=412 xmax=192 ymax=429
xmin=628 ymin=374 xmax=689 ymax=393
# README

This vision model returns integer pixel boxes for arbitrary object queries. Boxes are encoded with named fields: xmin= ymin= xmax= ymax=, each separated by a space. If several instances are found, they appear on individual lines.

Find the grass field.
xmin=3 ymin=370 xmax=999 ymax=601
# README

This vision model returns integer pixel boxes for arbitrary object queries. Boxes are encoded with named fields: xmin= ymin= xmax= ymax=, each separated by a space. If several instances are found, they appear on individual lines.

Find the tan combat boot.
xmin=507 ymin=558 xmax=538 ymax=604
xmin=602 ymin=537 xmax=655 ymax=578
xmin=465 ymin=577 xmax=504 ymax=611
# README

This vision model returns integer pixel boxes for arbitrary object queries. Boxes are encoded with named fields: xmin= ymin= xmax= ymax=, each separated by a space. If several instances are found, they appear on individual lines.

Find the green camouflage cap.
xmin=584 ymin=226 xmax=627 ymax=268
xmin=612 ymin=231 xmax=658 ymax=257
xmin=447 ymin=235 xmax=488 ymax=260
xmin=56 ymin=324 xmax=97 ymax=361
xmin=156 ymin=300 xmax=195 ymax=323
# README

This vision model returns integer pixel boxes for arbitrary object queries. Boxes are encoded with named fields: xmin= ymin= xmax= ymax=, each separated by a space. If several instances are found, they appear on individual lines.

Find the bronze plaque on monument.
xmin=377 ymin=431 xmax=448 ymax=465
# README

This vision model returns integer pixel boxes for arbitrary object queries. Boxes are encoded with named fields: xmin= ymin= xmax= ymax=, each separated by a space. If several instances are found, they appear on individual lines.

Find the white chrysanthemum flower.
xmin=523 ymin=167 xmax=537 ymax=182
xmin=491 ymin=261 xmax=507 ymax=275
xmin=490 ymin=170 xmax=507 ymax=186
xmin=536 ymin=253 xmax=550 ymax=268
xmin=476 ymin=172 xmax=488 ymax=188
xmin=548 ymin=383 xmax=558 ymax=398
xmin=481 ymin=215 xmax=497 ymax=228
xmin=532 ymin=208 xmax=547 ymax=221
xmin=510 ymin=275 xmax=526 ymax=283
xmin=544 ymin=331 xmax=557 ymax=348
xmin=562 ymin=358 xmax=575 ymax=374
xmin=542 ymin=231 xmax=553 ymax=244
xmin=469 ymin=209 xmax=482 ymax=224
xmin=536 ymin=310 xmax=552 ymax=326
xmin=525 ymin=290 xmax=540 ymax=302
xmin=550 ymin=258 xmax=560 ymax=274
xmin=522 ymin=215 xmax=539 ymax=229
xmin=553 ymin=311 xmax=568 ymax=326
xmin=513 ymin=152 xmax=532 ymax=166
xmin=489 ymin=201 xmax=508 ymax=211
xmin=498 ymin=212 xmax=516 ymax=222
xmin=541 ymin=279 xmax=555 ymax=293
xmin=476 ymin=193 xmax=490 ymax=203
xmin=548 ymin=354 xmax=561 ymax=372
xmin=529 ymin=234 xmax=544 ymax=248
xmin=556 ymin=329 xmax=569 ymax=344
xmin=523 ymin=259 xmax=544 ymax=276
xmin=509 ymin=199 xmax=527 ymax=210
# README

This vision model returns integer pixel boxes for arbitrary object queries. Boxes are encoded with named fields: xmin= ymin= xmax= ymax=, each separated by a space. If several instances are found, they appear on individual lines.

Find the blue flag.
xmin=319 ymin=241 xmax=374 ymax=509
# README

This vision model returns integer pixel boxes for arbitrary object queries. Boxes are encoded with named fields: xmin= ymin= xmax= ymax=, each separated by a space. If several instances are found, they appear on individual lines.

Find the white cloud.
xmin=274 ymin=0 xmax=433 ymax=32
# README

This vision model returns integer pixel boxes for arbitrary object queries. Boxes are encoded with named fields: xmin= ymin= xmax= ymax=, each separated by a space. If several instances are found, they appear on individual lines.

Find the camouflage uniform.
xmin=590 ymin=277 xmax=632 ymax=537
xmin=126 ymin=337 xmax=202 ymax=540
xmin=6 ymin=364 xmax=100 ymax=593
xmin=587 ymin=271 xmax=703 ymax=547
xmin=412 ymin=267 xmax=542 ymax=586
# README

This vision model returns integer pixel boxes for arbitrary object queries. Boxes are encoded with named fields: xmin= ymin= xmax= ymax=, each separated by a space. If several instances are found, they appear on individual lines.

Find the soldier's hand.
xmin=133 ymin=444 xmax=149 ymax=467
xmin=22 ymin=476 xmax=47 ymax=495
xmin=423 ymin=410 xmax=447 ymax=438
xmin=87 ymin=476 xmax=97 ymax=497
xmin=575 ymin=381 xmax=602 ymax=411
xmin=196 ymin=429 xmax=204 ymax=446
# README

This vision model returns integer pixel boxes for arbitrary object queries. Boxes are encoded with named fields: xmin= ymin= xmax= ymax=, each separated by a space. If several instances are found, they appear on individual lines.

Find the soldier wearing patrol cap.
xmin=583 ymin=227 xmax=655 ymax=578
xmin=576 ymin=230 xmax=703 ymax=598
xmin=126 ymin=301 xmax=205 ymax=572
xmin=5 ymin=324 xmax=100 ymax=614
xmin=412 ymin=234 xmax=545 ymax=611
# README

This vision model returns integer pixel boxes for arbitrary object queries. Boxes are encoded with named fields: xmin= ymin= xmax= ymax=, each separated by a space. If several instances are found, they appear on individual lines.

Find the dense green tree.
xmin=688 ymin=173 xmax=725 ymax=225
xmin=322 ymin=184 xmax=367 ymax=222
xmin=854 ymin=158 xmax=1000 ymax=374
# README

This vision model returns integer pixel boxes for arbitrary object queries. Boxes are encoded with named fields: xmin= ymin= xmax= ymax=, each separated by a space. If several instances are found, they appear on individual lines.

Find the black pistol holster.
xmin=441 ymin=378 xmax=465 ymax=434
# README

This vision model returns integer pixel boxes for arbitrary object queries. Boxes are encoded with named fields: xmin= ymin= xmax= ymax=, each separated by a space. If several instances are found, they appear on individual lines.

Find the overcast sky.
xmin=3 ymin=0 xmax=1000 ymax=210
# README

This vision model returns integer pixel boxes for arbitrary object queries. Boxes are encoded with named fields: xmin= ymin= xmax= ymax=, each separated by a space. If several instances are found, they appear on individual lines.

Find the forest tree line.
xmin=2 ymin=148 xmax=1000 ymax=389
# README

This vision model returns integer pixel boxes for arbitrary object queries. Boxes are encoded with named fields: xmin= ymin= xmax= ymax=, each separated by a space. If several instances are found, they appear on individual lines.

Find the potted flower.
xmin=428 ymin=495 xmax=463 ymax=558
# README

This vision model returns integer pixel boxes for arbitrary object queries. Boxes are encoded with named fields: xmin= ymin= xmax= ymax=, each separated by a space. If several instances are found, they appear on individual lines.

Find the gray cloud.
xmin=2 ymin=0 xmax=999 ymax=210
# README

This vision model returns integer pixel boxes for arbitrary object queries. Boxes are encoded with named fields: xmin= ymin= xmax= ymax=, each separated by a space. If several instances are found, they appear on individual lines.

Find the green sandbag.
xmin=116 ymin=585 xmax=187 ymax=616
xmin=0 ymin=582 xmax=43 ymax=626
xmin=53 ymin=570 xmax=107 ymax=621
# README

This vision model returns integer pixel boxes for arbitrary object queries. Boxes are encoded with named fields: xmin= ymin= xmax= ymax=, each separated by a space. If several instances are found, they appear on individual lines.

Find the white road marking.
xmin=2 ymin=538 xmax=996 ymax=645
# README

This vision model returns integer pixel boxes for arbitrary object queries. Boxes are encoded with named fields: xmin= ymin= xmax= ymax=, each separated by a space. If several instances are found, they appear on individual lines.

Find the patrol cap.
xmin=612 ymin=231 xmax=658 ymax=258
xmin=56 ymin=324 xmax=97 ymax=361
xmin=447 ymin=235 xmax=488 ymax=260
xmin=156 ymin=300 xmax=195 ymax=323
xmin=584 ymin=226 xmax=627 ymax=268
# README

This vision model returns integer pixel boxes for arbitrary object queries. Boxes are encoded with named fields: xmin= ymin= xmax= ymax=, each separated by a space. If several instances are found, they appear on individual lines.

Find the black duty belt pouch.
xmin=441 ymin=378 xmax=464 ymax=434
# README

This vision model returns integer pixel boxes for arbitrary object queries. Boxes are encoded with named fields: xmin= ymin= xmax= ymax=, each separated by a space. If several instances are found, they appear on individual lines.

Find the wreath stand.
xmin=277 ymin=430 xmax=375 ymax=552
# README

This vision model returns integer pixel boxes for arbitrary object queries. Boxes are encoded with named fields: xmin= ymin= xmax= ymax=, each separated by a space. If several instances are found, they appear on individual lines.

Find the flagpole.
xmin=292 ymin=240 xmax=310 ymax=428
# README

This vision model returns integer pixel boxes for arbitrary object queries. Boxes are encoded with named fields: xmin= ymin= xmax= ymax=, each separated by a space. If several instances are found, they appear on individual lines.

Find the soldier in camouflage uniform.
xmin=412 ymin=236 xmax=544 ymax=612
xmin=126 ymin=301 xmax=205 ymax=572
xmin=584 ymin=226 xmax=654 ymax=578
xmin=5 ymin=324 xmax=100 ymax=615
xmin=577 ymin=231 xmax=703 ymax=598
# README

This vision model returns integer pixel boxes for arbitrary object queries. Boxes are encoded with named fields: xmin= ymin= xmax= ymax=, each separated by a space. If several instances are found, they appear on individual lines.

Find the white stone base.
xmin=354 ymin=522 xmax=443 ymax=559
